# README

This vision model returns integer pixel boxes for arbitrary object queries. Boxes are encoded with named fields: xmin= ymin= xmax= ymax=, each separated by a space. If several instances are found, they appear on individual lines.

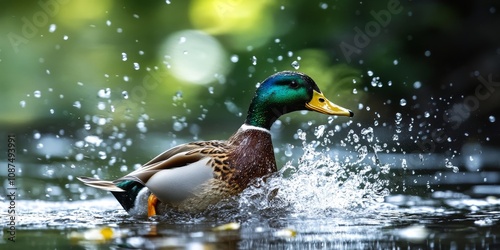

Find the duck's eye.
xmin=289 ymin=81 xmax=298 ymax=88
xmin=319 ymin=98 xmax=325 ymax=103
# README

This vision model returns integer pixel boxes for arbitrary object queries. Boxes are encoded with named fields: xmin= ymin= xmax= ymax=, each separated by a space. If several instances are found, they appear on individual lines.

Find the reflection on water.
xmin=3 ymin=194 xmax=499 ymax=249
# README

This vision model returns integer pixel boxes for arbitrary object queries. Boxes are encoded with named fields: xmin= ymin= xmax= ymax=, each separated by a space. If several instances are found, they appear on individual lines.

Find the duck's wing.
xmin=76 ymin=176 xmax=126 ymax=192
xmin=78 ymin=141 xmax=228 ymax=191
xmin=120 ymin=140 xmax=232 ymax=203
xmin=120 ymin=141 xmax=229 ymax=185
xmin=78 ymin=140 xmax=232 ymax=206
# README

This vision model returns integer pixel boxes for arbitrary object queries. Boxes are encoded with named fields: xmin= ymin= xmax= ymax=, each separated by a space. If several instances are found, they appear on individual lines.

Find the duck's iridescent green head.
xmin=245 ymin=71 xmax=353 ymax=129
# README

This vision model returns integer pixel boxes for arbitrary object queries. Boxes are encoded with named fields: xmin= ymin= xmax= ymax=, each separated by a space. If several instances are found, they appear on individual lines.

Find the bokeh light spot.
xmin=161 ymin=30 xmax=229 ymax=85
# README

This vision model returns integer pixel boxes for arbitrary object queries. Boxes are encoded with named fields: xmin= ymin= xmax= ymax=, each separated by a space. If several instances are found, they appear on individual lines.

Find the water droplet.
xmin=361 ymin=127 xmax=374 ymax=142
xmin=413 ymin=81 xmax=422 ymax=89
xmin=97 ymin=88 xmax=111 ymax=98
xmin=208 ymin=86 xmax=214 ymax=94
xmin=424 ymin=112 xmax=430 ymax=118
xmin=98 ymin=151 xmax=107 ymax=160
xmin=399 ymin=98 xmax=407 ymax=106
xmin=395 ymin=112 xmax=402 ymax=122
xmin=314 ymin=125 xmax=326 ymax=138
xmin=424 ymin=50 xmax=431 ymax=57
xmin=393 ymin=59 xmax=398 ymax=65
xmin=352 ymin=88 xmax=358 ymax=94
xmin=489 ymin=115 xmax=496 ymax=122
xmin=34 ymin=90 xmax=42 ymax=98
xmin=63 ymin=35 xmax=69 ymax=40
xmin=122 ymin=91 xmax=129 ymax=99
xmin=137 ymin=121 xmax=147 ymax=133
xmin=367 ymin=70 xmax=374 ymax=77
xmin=230 ymin=54 xmax=239 ymax=63
xmin=319 ymin=2 xmax=328 ymax=9
xmin=49 ymin=24 xmax=56 ymax=33
xmin=95 ymin=116 xmax=106 ymax=125
xmin=445 ymin=159 xmax=459 ymax=173
xmin=73 ymin=101 xmax=81 ymax=109
xmin=291 ymin=60 xmax=300 ymax=70
xmin=20 ymin=100 xmax=26 ymax=108
xmin=106 ymin=20 xmax=112 ymax=26
xmin=251 ymin=56 xmax=257 ymax=65
xmin=173 ymin=121 xmax=183 ymax=131
xmin=97 ymin=102 xmax=106 ymax=110
xmin=166 ymin=0 xmax=171 ymax=4
xmin=75 ymin=153 xmax=83 ymax=161
xmin=173 ymin=91 xmax=183 ymax=102
xmin=120 ymin=165 xmax=128 ymax=172
xmin=287 ymin=51 xmax=293 ymax=57
xmin=296 ymin=129 xmax=306 ymax=141
xmin=121 ymin=52 xmax=127 ymax=61
xmin=133 ymin=62 xmax=140 ymax=70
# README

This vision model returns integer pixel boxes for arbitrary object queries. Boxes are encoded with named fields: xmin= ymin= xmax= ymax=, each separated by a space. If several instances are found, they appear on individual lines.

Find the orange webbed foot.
xmin=147 ymin=194 xmax=158 ymax=217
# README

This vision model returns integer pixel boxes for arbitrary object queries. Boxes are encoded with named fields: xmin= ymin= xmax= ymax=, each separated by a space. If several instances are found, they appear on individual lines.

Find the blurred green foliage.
xmin=1 ymin=0 xmax=374 ymax=131
xmin=2 ymin=0 xmax=498 ymax=134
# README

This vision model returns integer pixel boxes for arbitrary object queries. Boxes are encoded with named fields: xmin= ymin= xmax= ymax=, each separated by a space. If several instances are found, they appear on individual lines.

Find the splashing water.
xmin=197 ymin=125 xmax=391 ymax=222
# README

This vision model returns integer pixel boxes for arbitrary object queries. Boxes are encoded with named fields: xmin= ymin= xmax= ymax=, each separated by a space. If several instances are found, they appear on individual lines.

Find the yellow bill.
xmin=305 ymin=90 xmax=354 ymax=117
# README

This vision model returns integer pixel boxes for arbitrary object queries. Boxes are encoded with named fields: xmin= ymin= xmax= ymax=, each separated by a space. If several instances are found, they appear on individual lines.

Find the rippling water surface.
xmin=5 ymin=193 xmax=500 ymax=249
xmin=5 ymin=135 xmax=500 ymax=249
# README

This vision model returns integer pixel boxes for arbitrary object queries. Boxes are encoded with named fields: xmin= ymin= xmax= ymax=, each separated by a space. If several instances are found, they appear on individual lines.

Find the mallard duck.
xmin=78 ymin=71 xmax=353 ymax=217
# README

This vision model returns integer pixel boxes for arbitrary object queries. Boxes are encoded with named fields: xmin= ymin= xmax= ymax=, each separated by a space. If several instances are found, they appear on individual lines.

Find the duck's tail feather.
xmin=77 ymin=176 xmax=125 ymax=192
xmin=77 ymin=176 xmax=146 ymax=213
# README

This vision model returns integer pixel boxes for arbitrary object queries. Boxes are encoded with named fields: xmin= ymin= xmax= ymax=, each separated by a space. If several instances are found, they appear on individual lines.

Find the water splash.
xmin=201 ymin=125 xmax=391 ymax=222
